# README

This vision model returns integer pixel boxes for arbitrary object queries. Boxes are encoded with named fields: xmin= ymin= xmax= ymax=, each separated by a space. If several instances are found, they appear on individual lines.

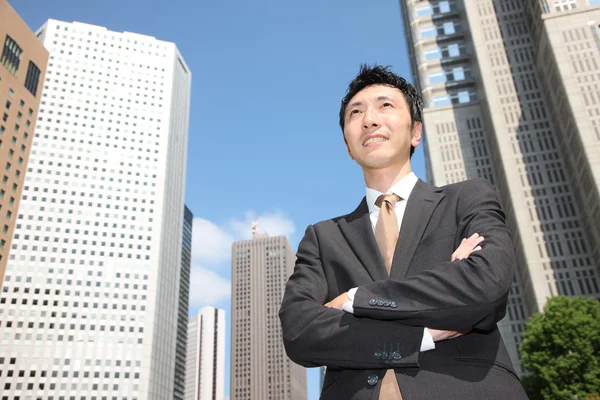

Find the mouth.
xmin=363 ymin=137 xmax=389 ymax=146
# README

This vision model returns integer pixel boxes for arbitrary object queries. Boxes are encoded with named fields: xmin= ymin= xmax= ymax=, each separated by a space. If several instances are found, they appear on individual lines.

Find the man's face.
xmin=343 ymin=84 xmax=421 ymax=171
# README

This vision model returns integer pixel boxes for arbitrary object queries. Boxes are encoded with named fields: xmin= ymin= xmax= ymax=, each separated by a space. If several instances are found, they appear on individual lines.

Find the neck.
xmin=363 ymin=162 xmax=412 ymax=193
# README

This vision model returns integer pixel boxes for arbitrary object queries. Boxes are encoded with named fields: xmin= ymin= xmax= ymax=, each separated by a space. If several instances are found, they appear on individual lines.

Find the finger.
xmin=464 ymin=235 xmax=479 ymax=244
xmin=464 ymin=236 xmax=484 ymax=249
xmin=473 ymin=246 xmax=482 ymax=251
xmin=469 ymin=233 xmax=479 ymax=239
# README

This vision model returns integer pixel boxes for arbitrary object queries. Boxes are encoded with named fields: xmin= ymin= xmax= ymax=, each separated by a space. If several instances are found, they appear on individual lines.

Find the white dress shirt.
xmin=341 ymin=172 xmax=435 ymax=352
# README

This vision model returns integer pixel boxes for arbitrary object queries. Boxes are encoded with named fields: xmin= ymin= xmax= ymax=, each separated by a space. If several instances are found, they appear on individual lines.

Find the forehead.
xmin=348 ymin=84 xmax=406 ymax=104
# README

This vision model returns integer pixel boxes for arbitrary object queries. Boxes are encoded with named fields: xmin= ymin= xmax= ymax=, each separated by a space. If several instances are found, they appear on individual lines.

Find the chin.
xmin=357 ymin=159 xmax=394 ymax=170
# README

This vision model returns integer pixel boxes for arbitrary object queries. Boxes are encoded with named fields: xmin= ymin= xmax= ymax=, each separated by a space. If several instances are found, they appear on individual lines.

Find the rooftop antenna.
xmin=251 ymin=214 xmax=259 ymax=237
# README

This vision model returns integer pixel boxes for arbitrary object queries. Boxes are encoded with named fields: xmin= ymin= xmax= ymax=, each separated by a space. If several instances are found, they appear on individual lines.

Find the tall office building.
xmin=399 ymin=0 xmax=600 ymax=373
xmin=175 ymin=205 xmax=193 ymax=400
xmin=231 ymin=226 xmax=307 ymax=400
xmin=0 ymin=0 xmax=48 ymax=287
xmin=185 ymin=306 xmax=225 ymax=400
xmin=0 ymin=19 xmax=191 ymax=399
xmin=526 ymin=0 xmax=600 ymax=262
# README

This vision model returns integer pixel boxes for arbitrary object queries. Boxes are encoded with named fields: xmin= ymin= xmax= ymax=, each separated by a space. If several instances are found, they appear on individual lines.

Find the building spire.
xmin=251 ymin=214 xmax=259 ymax=237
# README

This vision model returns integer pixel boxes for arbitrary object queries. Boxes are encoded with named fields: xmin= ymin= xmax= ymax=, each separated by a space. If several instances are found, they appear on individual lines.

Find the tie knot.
xmin=375 ymin=193 xmax=401 ymax=208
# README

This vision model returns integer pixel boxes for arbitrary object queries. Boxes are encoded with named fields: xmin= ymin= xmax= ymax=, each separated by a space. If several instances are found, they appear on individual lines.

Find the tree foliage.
xmin=520 ymin=296 xmax=600 ymax=400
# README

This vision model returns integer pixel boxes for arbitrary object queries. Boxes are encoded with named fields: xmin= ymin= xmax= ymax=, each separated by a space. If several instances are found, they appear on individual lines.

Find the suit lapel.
xmin=338 ymin=198 xmax=388 ymax=282
xmin=390 ymin=180 xmax=446 ymax=279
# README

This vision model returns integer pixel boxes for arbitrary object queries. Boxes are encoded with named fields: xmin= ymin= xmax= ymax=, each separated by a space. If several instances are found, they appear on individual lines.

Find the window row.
xmin=430 ymin=91 xmax=478 ymax=107
xmin=418 ymin=21 xmax=461 ymax=39
xmin=412 ymin=1 xmax=457 ymax=19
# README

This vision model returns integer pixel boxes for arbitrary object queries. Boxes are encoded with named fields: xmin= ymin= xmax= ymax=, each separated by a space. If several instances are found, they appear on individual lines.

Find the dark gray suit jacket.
xmin=279 ymin=178 xmax=528 ymax=400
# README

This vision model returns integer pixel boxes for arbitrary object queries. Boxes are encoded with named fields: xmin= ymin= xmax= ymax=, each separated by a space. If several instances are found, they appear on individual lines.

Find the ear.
xmin=411 ymin=121 xmax=423 ymax=148
xmin=344 ymin=134 xmax=354 ymax=160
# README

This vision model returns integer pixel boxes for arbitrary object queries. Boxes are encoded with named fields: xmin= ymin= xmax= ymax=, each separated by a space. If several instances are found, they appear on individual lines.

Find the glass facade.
xmin=1 ymin=35 xmax=22 ymax=76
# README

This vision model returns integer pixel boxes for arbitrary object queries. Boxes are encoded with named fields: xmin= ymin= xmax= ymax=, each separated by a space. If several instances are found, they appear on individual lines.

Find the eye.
xmin=382 ymin=102 xmax=393 ymax=107
xmin=350 ymin=109 xmax=360 ymax=115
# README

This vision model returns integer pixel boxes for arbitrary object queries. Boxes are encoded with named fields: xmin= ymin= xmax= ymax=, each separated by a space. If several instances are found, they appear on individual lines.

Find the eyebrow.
xmin=348 ymin=95 xmax=396 ymax=109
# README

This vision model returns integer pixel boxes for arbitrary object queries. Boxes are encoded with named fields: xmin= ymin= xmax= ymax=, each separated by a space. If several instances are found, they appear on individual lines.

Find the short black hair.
xmin=339 ymin=64 xmax=423 ymax=157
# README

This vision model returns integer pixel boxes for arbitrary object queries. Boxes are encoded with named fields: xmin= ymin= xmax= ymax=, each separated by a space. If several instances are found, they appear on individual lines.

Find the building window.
xmin=414 ymin=1 xmax=455 ymax=19
xmin=423 ymin=43 xmax=466 ymax=62
xmin=448 ymin=44 xmax=461 ymax=57
xmin=25 ymin=61 xmax=41 ymax=97
xmin=420 ymin=26 xmax=437 ymax=39
xmin=439 ymin=1 xmax=452 ymax=13
xmin=428 ymin=71 xmax=447 ymax=85
xmin=553 ymin=0 xmax=577 ymax=11
xmin=431 ymin=91 xmax=477 ymax=107
xmin=443 ymin=22 xmax=456 ymax=35
xmin=1 ymin=35 xmax=22 ymax=76
xmin=428 ymin=67 xmax=470 ymax=85
xmin=425 ymin=48 xmax=443 ymax=61
xmin=420 ymin=22 xmax=460 ymax=39
xmin=452 ymin=67 xmax=467 ymax=80
xmin=415 ymin=4 xmax=434 ymax=17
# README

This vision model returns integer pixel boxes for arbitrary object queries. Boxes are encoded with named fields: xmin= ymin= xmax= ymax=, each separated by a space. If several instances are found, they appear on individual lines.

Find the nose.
xmin=362 ymin=107 xmax=380 ymax=130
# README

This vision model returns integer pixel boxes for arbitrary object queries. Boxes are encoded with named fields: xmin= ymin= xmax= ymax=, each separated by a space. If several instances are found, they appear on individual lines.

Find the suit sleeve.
xmin=352 ymin=178 xmax=514 ymax=331
xmin=279 ymin=224 xmax=425 ymax=369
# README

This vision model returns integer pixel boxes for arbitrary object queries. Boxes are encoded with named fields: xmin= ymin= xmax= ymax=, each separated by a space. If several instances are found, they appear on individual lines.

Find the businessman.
xmin=279 ymin=65 xmax=527 ymax=399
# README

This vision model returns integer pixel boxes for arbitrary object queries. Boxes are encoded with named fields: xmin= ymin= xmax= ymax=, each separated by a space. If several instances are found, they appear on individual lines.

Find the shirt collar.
xmin=366 ymin=172 xmax=419 ymax=213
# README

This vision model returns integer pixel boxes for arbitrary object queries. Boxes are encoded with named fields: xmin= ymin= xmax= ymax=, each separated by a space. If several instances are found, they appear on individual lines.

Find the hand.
xmin=428 ymin=328 xmax=471 ymax=342
xmin=451 ymin=233 xmax=484 ymax=261
xmin=324 ymin=292 xmax=350 ymax=310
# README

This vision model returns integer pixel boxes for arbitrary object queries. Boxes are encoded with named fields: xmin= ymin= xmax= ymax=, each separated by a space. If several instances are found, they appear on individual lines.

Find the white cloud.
xmin=229 ymin=210 xmax=296 ymax=240
xmin=192 ymin=218 xmax=235 ymax=264
xmin=188 ymin=264 xmax=231 ymax=309
xmin=187 ymin=210 xmax=295 ymax=311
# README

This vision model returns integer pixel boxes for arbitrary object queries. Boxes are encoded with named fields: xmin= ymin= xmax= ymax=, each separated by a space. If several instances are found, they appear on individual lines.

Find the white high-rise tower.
xmin=0 ymin=19 xmax=191 ymax=399
xmin=185 ymin=306 xmax=226 ymax=400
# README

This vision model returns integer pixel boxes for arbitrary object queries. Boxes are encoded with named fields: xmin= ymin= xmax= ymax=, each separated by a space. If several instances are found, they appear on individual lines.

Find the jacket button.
xmin=367 ymin=374 xmax=379 ymax=386
xmin=384 ymin=300 xmax=391 ymax=307
xmin=393 ymin=352 xmax=401 ymax=360
xmin=390 ymin=302 xmax=398 ymax=308
xmin=376 ymin=300 xmax=384 ymax=306
xmin=369 ymin=299 xmax=377 ymax=306
xmin=374 ymin=351 xmax=382 ymax=359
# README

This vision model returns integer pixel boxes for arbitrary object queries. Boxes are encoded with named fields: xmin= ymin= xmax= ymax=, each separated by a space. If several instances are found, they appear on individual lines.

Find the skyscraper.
xmin=0 ymin=0 xmax=48 ymax=286
xmin=0 ymin=19 xmax=191 ymax=399
xmin=185 ymin=306 xmax=225 ymax=400
xmin=231 ymin=226 xmax=307 ymax=400
xmin=399 ymin=0 xmax=600 ymax=373
xmin=175 ymin=205 xmax=194 ymax=400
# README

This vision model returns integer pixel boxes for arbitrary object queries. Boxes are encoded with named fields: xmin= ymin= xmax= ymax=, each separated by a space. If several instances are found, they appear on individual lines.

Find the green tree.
xmin=520 ymin=296 xmax=600 ymax=400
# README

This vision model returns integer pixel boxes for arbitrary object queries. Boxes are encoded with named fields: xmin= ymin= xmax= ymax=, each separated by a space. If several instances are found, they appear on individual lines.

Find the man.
xmin=279 ymin=65 xmax=527 ymax=399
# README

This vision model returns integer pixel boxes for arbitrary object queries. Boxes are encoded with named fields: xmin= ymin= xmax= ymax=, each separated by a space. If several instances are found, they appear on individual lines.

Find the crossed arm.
xmin=324 ymin=233 xmax=484 ymax=342
xmin=279 ymin=223 xmax=426 ymax=369
xmin=279 ymin=178 xmax=515 ymax=368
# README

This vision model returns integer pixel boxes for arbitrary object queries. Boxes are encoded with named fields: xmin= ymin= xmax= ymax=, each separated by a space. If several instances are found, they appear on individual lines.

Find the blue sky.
xmin=14 ymin=0 xmax=425 ymax=398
